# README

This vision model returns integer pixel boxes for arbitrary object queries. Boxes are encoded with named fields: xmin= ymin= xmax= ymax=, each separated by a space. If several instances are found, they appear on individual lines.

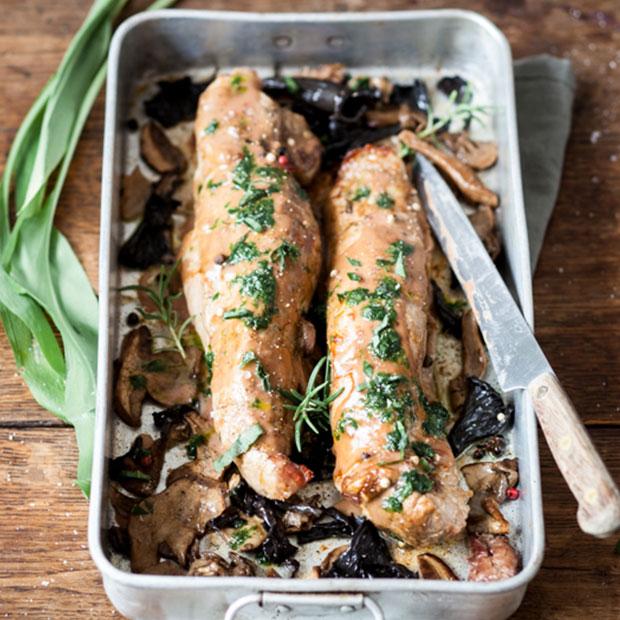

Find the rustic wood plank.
xmin=0 ymin=1 xmax=619 ymax=618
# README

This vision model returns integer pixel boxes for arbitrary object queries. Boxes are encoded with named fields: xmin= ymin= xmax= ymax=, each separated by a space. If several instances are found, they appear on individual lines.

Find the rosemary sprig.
xmin=121 ymin=261 xmax=192 ymax=360
xmin=417 ymin=84 xmax=491 ymax=139
xmin=281 ymin=356 xmax=344 ymax=451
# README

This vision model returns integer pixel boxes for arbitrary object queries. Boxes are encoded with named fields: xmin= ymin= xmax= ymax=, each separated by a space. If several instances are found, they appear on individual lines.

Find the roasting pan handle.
xmin=224 ymin=592 xmax=384 ymax=620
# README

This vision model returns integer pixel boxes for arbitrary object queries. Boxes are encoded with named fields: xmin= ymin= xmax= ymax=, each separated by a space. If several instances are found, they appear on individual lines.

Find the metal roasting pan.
xmin=89 ymin=9 xmax=545 ymax=620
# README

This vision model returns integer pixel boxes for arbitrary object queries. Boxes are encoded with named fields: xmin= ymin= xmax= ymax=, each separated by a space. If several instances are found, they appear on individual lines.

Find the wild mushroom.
xmin=140 ymin=120 xmax=187 ymax=174
xmin=114 ymin=326 xmax=200 ymax=428
xmin=441 ymin=132 xmax=498 ymax=171
xmin=462 ymin=310 xmax=488 ymax=378
xmin=143 ymin=76 xmax=211 ymax=128
xmin=109 ymin=484 xmax=139 ymax=530
xmin=468 ymin=533 xmax=520 ymax=582
xmin=128 ymin=476 xmax=229 ymax=573
xmin=417 ymin=553 xmax=458 ymax=580
xmin=146 ymin=561 xmax=187 ymax=576
xmin=468 ymin=205 xmax=501 ymax=259
xmin=188 ymin=552 xmax=255 ymax=577
xmin=399 ymin=130 xmax=498 ymax=207
xmin=461 ymin=459 xmax=519 ymax=535
xmin=120 ymin=167 xmax=151 ymax=222
xmin=114 ymin=327 xmax=151 ymax=427
xmin=109 ymin=433 xmax=165 ymax=497
xmin=221 ymin=515 xmax=268 ymax=552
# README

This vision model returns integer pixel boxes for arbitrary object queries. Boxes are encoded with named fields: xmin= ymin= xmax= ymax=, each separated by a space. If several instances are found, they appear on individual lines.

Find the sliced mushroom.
xmin=399 ymin=130 xmax=498 ymax=207
xmin=468 ymin=205 xmax=501 ymax=259
xmin=128 ymin=477 xmax=229 ymax=573
xmin=109 ymin=433 xmax=165 ymax=497
xmin=462 ymin=310 xmax=488 ymax=378
xmin=318 ymin=545 xmax=348 ymax=576
xmin=417 ymin=553 xmax=459 ymax=580
xmin=188 ymin=551 xmax=255 ymax=577
xmin=108 ymin=526 xmax=130 ymax=555
xmin=114 ymin=327 xmax=199 ymax=427
xmin=468 ymin=534 xmax=520 ymax=582
xmin=120 ymin=168 xmax=151 ymax=222
xmin=147 ymin=560 xmax=187 ymax=576
xmin=462 ymin=459 xmax=519 ymax=534
xmin=441 ymin=132 xmax=498 ymax=171
xmin=114 ymin=327 xmax=151 ymax=427
xmin=296 ymin=63 xmax=346 ymax=83
xmin=299 ymin=319 xmax=317 ymax=355
xmin=109 ymin=484 xmax=139 ymax=531
xmin=366 ymin=105 xmax=426 ymax=131
xmin=140 ymin=121 xmax=187 ymax=174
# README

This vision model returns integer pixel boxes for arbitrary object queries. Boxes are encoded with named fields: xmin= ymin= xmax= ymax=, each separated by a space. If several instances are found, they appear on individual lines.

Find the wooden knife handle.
xmin=528 ymin=372 xmax=620 ymax=538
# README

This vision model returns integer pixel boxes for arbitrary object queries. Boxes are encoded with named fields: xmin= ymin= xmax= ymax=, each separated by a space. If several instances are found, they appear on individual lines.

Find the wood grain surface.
xmin=1 ymin=0 xmax=619 ymax=618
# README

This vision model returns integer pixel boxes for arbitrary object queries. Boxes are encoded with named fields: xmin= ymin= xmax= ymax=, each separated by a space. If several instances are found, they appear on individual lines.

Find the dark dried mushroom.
xmin=468 ymin=205 xmax=501 ymax=260
xmin=390 ymin=79 xmax=430 ymax=116
xmin=322 ymin=519 xmax=416 ymax=579
xmin=296 ymin=507 xmax=357 ymax=544
xmin=140 ymin=121 xmax=187 ymax=174
xmin=118 ymin=191 xmax=180 ymax=269
xmin=400 ymin=130 xmax=498 ymax=207
xmin=449 ymin=378 xmax=514 ymax=455
xmin=417 ymin=553 xmax=458 ymax=580
xmin=437 ymin=75 xmax=470 ymax=103
xmin=144 ymin=76 xmax=211 ymax=128
xmin=468 ymin=533 xmax=520 ymax=582
xmin=441 ymin=132 xmax=498 ymax=171
xmin=120 ymin=168 xmax=151 ymax=222
xmin=128 ymin=477 xmax=228 ymax=573
xmin=109 ymin=433 xmax=165 ymax=497
xmin=323 ymin=123 xmax=401 ymax=167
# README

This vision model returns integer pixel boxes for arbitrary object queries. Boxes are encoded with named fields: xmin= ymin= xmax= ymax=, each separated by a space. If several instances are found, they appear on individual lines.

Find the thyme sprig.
xmin=281 ymin=356 xmax=343 ymax=451
xmin=417 ymin=84 xmax=491 ymax=139
xmin=121 ymin=261 xmax=192 ymax=360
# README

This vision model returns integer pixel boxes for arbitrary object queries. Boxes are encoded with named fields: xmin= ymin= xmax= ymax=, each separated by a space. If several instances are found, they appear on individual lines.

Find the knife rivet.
xmin=537 ymin=385 xmax=549 ymax=399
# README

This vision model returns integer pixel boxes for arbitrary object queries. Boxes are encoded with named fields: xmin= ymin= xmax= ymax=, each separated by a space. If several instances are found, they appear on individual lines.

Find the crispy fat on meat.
xmin=180 ymin=69 xmax=322 ymax=500
xmin=326 ymin=144 xmax=470 ymax=546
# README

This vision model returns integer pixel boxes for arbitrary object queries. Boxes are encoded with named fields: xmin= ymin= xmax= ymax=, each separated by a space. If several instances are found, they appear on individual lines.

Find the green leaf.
xmin=213 ymin=423 xmax=264 ymax=473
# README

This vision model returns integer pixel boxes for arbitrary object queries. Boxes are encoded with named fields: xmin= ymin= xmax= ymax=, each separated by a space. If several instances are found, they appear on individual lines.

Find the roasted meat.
xmin=180 ymin=69 xmax=322 ymax=500
xmin=325 ymin=143 xmax=470 ymax=546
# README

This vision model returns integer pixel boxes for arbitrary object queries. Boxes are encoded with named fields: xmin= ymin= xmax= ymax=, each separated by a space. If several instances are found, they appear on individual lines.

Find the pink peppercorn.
xmin=506 ymin=487 xmax=520 ymax=501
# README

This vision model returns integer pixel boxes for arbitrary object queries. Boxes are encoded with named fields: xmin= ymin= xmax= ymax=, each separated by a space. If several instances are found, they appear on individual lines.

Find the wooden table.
xmin=0 ymin=0 xmax=618 ymax=617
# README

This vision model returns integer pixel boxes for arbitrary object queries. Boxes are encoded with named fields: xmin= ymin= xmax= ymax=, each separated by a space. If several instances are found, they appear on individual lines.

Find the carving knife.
xmin=414 ymin=153 xmax=620 ymax=538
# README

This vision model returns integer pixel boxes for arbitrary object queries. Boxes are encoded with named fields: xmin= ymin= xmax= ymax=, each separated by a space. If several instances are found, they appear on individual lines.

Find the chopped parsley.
xmin=202 ymin=347 xmax=214 ymax=396
xmin=228 ymin=147 xmax=282 ymax=233
xmin=386 ymin=419 xmax=408 ymax=457
xmin=338 ymin=287 xmax=371 ymax=306
xmin=347 ymin=272 xmax=362 ymax=282
xmin=376 ymin=191 xmax=395 ymax=209
xmin=186 ymin=433 xmax=206 ymax=460
xmin=129 ymin=374 xmax=146 ymax=390
xmin=226 ymin=234 xmax=261 ymax=264
xmin=223 ymin=261 xmax=277 ymax=330
xmin=207 ymin=179 xmax=223 ymax=191
xmin=334 ymin=415 xmax=359 ymax=440
xmin=229 ymin=525 xmax=257 ymax=550
xmin=418 ymin=387 xmax=450 ymax=437
xmin=271 ymin=240 xmax=300 ymax=272
xmin=383 ymin=469 xmax=434 ymax=512
xmin=120 ymin=469 xmax=150 ymax=481
xmin=347 ymin=257 xmax=362 ymax=267
xmin=240 ymin=351 xmax=271 ymax=392
xmin=398 ymin=140 xmax=415 ymax=160
xmin=131 ymin=502 xmax=153 ymax=516
xmin=357 ymin=372 xmax=412 ymax=422
xmin=213 ymin=423 xmax=264 ymax=473
xmin=370 ymin=318 xmax=403 ymax=361
xmin=377 ymin=240 xmax=415 ymax=278
xmin=204 ymin=119 xmax=219 ymax=134
xmin=283 ymin=76 xmax=300 ymax=94
xmin=352 ymin=186 xmax=371 ymax=202
xmin=230 ymin=74 xmax=246 ymax=93
xmin=349 ymin=76 xmax=370 ymax=91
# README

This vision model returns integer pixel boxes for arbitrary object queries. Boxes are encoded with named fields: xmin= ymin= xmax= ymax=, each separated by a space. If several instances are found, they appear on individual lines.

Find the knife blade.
xmin=413 ymin=153 xmax=620 ymax=538
xmin=414 ymin=154 xmax=549 ymax=393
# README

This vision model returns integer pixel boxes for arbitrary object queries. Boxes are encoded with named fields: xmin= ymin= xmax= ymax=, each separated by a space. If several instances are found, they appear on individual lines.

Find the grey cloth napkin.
xmin=514 ymin=54 xmax=576 ymax=271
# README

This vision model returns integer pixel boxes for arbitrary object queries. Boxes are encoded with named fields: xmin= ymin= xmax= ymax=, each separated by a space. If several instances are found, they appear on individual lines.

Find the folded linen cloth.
xmin=514 ymin=54 xmax=576 ymax=271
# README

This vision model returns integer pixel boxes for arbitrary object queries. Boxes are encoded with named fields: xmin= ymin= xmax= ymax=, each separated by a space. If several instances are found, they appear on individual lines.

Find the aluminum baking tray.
xmin=89 ymin=9 xmax=544 ymax=620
